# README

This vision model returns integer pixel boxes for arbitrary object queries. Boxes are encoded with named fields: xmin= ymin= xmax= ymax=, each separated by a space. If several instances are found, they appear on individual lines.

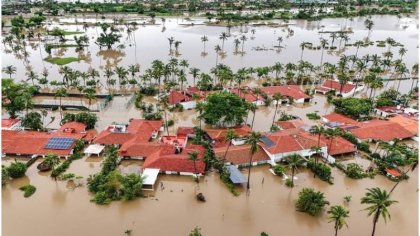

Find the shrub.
xmin=307 ymin=160 xmax=333 ymax=184
xmin=346 ymin=163 xmax=366 ymax=179
xmin=2 ymin=165 xmax=9 ymax=185
xmin=344 ymin=195 xmax=352 ymax=203
xmin=357 ymin=141 xmax=371 ymax=153
xmin=306 ymin=112 xmax=321 ymax=120
xmin=19 ymin=184 xmax=36 ymax=197
xmin=296 ymin=188 xmax=329 ymax=216
xmin=166 ymin=119 xmax=175 ymax=127
xmin=272 ymin=164 xmax=285 ymax=176
xmin=7 ymin=161 xmax=27 ymax=179
xmin=285 ymin=178 xmax=294 ymax=187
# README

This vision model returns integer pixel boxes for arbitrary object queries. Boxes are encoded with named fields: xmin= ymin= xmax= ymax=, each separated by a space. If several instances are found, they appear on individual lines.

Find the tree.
xmin=361 ymin=187 xmax=397 ymax=236
xmin=201 ymin=35 xmax=208 ymax=54
xmin=120 ymin=173 xmax=144 ymax=201
xmin=7 ymin=161 xmax=27 ymax=179
xmin=219 ymin=32 xmax=228 ymax=51
xmin=271 ymin=92 xmax=282 ymax=129
xmin=296 ymin=188 xmax=329 ymax=216
xmin=21 ymin=111 xmax=43 ymax=130
xmin=96 ymin=23 xmax=121 ymax=49
xmin=222 ymin=129 xmax=238 ymax=162
xmin=332 ymin=97 xmax=373 ymax=120
xmin=2 ymin=165 xmax=9 ymax=185
xmin=325 ymin=128 xmax=340 ymax=156
xmin=2 ymin=81 xmax=35 ymax=118
xmin=240 ymin=35 xmax=247 ymax=53
xmin=2 ymin=65 xmax=16 ymax=78
xmin=201 ymin=92 xmax=248 ymax=127
xmin=244 ymin=131 xmax=262 ymax=192
xmin=309 ymin=125 xmax=325 ymax=164
xmin=188 ymin=151 xmax=200 ymax=183
xmin=189 ymin=226 xmax=202 ymax=236
xmin=168 ymin=36 xmax=174 ymax=51
xmin=328 ymin=205 xmax=350 ymax=236
xmin=285 ymin=154 xmax=305 ymax=187
xmin=55 ymin=87 xmax=68 ymax=120
xmin=319 ymin=38 xmax=328 ymax=67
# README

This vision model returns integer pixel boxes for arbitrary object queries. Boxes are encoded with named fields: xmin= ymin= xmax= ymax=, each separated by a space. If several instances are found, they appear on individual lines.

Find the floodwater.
xmin=2 ymin=14 xmax=419 ymax=236
xmin=2 ymin=157 xmax=418 ymax=236
xmin=2 ymin=15 xmax=418 ymax=89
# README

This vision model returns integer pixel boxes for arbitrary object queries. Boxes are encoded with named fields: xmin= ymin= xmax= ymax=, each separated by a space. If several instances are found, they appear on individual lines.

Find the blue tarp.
xmin=228 ymin=165 xmax=247 ymax=184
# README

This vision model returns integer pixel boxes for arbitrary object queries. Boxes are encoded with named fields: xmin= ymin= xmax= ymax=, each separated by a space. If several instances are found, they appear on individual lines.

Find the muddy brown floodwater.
xmin=2 ymin=13 xmax=419 ymax=236
xmin=2 ymin=156 xmax=418 ymax=236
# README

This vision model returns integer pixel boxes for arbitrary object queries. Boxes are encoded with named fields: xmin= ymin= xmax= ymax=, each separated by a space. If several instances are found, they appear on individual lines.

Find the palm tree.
xmin=168 ymin=37 xmax=174 ymax=51
xmin=364 ymin=19 xmax=374 ymax=39
xmin=84 ymin=88 xmax=96 ymax=111
xmin=328 ymin=205 xmax=350 ymax=236
xmin=309 ymin=125 xmax=325 ymax=164
xmin=277 ymin=36 xmax=283 ymax=49
xmin=26 ymin=70 xmax=38 ymax=86
xmin=159 ymin=96 xmax=170 ymax=136
xmin=222 ymin=129 xmax=238 ymax=162
xmin=214 ymin=45 xmax=221 ymax=66
xmin=299 ymin=42 xmax=308 ymax=61
xmin=188 ymin=151 xmax=200 ymax=183
xmin=398 ymin=47 xmax=407 ymax=60
xmin=174 ymin=41 xmax=182 ymax=54
xmin=189 ymin=67 xmax=200 ymax=87
xmin=325 ymin=128 xmax=340 ymax=156
xmin=320 ymin=38 xmax=328 ymax=67
xmin=201 ymin=35 xmax=208 ymax=54
xmin=195 ymin=102 xmax=205 ymax=134
xmin=240 ymin=35 xmax=247 ymax=53
xmin=2 ymin=65 xmax=16 ymax=78
xmin=245 ymin=131 xmax=262 ymax=191
xmin=271 ymin=92 xmax=282 ymax=129
xmin=330 ymin=32 xmax=337 ymax=47
xmin=233 ymin=38 xmax=240 ymax=53
xmin=54 ymin=87 xmax=68 ymax=120
xmin=219 ymin=32 xmax=228 ymax=51
xmin=361 ymin=187 xmax=397 ymax=236
xmin=285 ymin=154 xmax=305 ymax=187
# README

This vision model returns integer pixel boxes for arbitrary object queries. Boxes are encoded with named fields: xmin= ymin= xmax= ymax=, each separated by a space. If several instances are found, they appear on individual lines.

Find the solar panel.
xmin=260 ymin=136 xmax=274 ymax=148
xmin=45 ymin=137 xmax=75 ymax=150
xmin=228 ymin=165 xmax=246 ymax=184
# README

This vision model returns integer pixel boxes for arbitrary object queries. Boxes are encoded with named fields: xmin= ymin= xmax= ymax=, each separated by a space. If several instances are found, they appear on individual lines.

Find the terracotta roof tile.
xmin=214 ymin=144 xmax=269 ymax=165
xmin=388 ymin=115 xmax=418 ymax=136
xmin=260 ymin=86 xmax=311 ymax=100
xmin=1 ymin=118 xmax=20 ymax=128
xmin=318 ymin=80 xmax=355 ymax=94
xmin=349 ymin=120 xmax=413 ymax=141
xmin=205 ymin=125 xmax=251 ymax=141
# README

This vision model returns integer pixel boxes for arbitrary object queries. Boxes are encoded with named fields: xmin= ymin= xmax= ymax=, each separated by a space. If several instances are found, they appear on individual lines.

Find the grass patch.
xmin=19 ymin=185 xmax=36 ymax=198
xmin=45 ymin=57 xmax=81 ymax=65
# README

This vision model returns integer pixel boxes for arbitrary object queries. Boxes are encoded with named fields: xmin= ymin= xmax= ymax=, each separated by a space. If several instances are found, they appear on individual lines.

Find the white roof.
xmin=84 ymin=144 xmax=105 ymax=155
xmin=142 ymin=168 xmax=160 ymax=186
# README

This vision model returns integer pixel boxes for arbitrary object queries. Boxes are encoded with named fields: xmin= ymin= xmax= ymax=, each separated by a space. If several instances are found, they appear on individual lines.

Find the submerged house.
xmin=205 ymin=125 xmax=252 ymax=147
xmin=143 ymin=143 xmax=206 ymax=176
xmin=93 ymin=119 xmax=164 ymax=159
xmin=260 ymin=128 xmax=328 ymax=164
xmin=260 ymin=86 xmax=312 ymax=104
xmin=213 ymin=144 xmax=270 ymax=167
xmin=2 ymin=122 xmax=95 ymax=158
xmin=322 ymin=113 xmax=414 ymax=143
xmin=227 ymin=87 xmax=265 ymax=106
xmin=315 ymin=79 xmax=362 ymax=97
xmin=1 ymin=118 xmax=22 ymax=131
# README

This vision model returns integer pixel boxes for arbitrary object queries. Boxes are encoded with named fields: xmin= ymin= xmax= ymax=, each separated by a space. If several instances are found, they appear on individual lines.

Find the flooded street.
xmin=2 ymin=12 xmax=419 ymax=236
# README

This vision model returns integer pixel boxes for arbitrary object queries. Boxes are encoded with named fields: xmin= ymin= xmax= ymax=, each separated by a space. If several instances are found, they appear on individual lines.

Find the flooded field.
xmin=2 ymin=157 xmax=418 ymax=236
xmin=2 ymin=15 xmax=418 ymax=88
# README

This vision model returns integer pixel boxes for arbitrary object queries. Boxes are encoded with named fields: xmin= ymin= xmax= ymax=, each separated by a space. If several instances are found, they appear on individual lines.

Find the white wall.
xmin=262 ymin=146 xmax=328 ymax=165
xmin=181 ymin=101 xmax=197 ymax=110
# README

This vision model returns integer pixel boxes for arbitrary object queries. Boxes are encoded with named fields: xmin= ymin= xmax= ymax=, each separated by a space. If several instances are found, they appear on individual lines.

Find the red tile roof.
xmin=388 ymin=115 xmax=418 ymax=136
xmin=385 ymin=168 xmax=401 ymax=177
xmin=186 ymin=86 xmax=208 ymax=98
xmin=205 ymin=125 xmax=251 ymax=141
xmin=177 ymin=127 xmax=195 ymax=136
xmin=261 ymin=129 xmax=326 ymax=155
xmin=260 ymin=86 xmax=311 ymax=100
xmin=323 ymin=113 xmax=358 ymax=125
xmin=213 ymin=144 xmax=270 ymax=165
xmin=349 ymin=120 xmax=413 ymax=141
xmin=94 ymin=119 xmax=163 ymax=145
xmin=1 ymin=118 xmax=20 ymax=128
xmin=119 ymin=142 xmax=168 ymax=157
xmin=320 ymin=135 xmax=357 ymax=156
xmin=275 ymin=119 xmax=305 ymax=130
xmin=228 ymin=87 xmax=264 ymax=103
xmin=318 ymin=80 xmax=355 ymax=94
xmin=168 ymin=91 xmax=192 ymax=105
xmin=143 ymin=144 xmax=206 ymax=174
xmin=2 ymin=122 xmax=96 ymax=157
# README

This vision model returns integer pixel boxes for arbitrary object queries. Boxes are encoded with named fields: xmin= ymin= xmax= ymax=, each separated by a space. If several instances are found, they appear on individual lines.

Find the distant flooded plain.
xmin=2 ymin=13 xmax=419 ymax=236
